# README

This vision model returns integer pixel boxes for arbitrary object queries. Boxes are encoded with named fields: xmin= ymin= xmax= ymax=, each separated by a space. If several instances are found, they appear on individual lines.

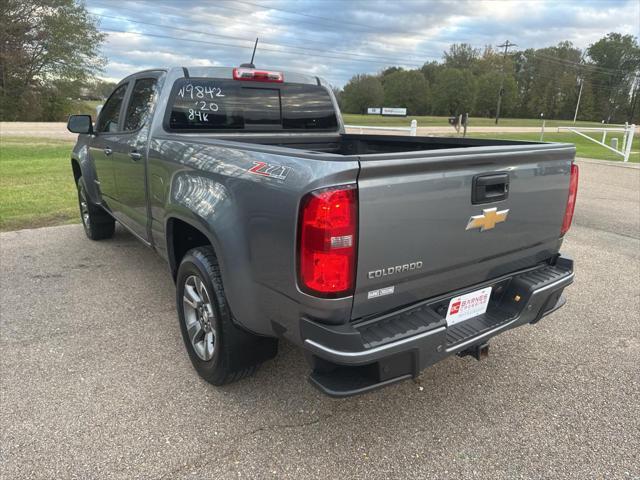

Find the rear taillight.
xmin=561 ymin=163 xmax=579 ymax=236
xmin=298 ymin=185 xmax=357 ymax=297
xmin=232 ymin=67 xmax=284 ymax=83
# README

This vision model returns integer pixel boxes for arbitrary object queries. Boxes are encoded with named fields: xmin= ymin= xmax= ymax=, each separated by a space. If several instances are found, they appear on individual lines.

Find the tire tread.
xmin=177 ymin=246 xmax=277 ymax=386
xmin=77 ymin=177 xmax=115 ymax=240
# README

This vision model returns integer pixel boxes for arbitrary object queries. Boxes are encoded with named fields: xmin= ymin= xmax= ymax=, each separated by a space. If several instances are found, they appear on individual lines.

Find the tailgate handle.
xmin=472 ymin=173 xmax=509 ymax=204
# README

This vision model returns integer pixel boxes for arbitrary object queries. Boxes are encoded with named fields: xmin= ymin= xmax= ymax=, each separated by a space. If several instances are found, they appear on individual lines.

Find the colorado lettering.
xmin=368 ymin=261 xmax=423 ymax=279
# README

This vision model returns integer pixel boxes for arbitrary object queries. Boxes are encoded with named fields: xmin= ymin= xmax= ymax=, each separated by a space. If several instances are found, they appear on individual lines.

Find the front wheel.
xmin=176 ymin=246 xmax=278 ymax=385
xmin=77 ymin=177 xmax=115 ymax=240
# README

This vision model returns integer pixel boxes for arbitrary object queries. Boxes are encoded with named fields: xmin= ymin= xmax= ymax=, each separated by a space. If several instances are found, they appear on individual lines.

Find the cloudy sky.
xmin=88 ymin=0 xmax=640 ymax=86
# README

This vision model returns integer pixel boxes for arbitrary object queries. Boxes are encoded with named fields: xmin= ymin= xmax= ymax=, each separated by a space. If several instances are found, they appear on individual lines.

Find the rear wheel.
xmin=77 ymin=177 xmax=115 ymax=240
xmin=176 ymin=246 xmax=278 ymax=385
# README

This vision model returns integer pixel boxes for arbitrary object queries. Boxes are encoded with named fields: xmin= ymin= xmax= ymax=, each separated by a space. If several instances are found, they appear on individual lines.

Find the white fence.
xmin=557 ymin=123 xmax=636 ymax=162
xmin=344 ymin=119 xmax=417 ymax=136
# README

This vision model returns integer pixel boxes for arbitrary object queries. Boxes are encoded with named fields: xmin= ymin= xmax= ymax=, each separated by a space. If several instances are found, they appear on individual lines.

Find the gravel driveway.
xmin=1 ymin=160 xmax=638 ymax=479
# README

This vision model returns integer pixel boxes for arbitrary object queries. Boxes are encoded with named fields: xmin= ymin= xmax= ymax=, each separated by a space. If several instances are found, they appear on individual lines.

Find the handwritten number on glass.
xmin=178 ymin=83 xmax=225 ymax=122
xmin=194 ymin=101 xmax=219 ymax=112
xmin=188 ymin=109 xmax=209 ymax=122
xmin=178 ymin=84 xmax=225 ymax=100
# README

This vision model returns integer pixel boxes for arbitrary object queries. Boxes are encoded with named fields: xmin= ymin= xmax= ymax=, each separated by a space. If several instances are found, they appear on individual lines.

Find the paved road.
xmin=8 ymin=121 xmax=632 ymax=140
xmin=1 ymin=161 xmax=639 ymax=479
xmin=0 ymin=122 xmax=77 ymax=140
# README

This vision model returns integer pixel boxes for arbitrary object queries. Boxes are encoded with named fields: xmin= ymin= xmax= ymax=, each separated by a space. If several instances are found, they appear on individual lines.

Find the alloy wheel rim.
xmin=182 ymin=274 xmax=217 ymax=361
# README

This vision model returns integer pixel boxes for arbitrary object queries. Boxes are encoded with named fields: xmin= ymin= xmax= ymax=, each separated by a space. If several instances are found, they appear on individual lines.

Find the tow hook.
xmin=458 ymin=343 xmax=490 ymax=361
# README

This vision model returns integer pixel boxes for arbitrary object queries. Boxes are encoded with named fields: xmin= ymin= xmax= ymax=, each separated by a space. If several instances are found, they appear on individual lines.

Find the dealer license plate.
xmin=446 ymin=287 xmax=492 ymax=326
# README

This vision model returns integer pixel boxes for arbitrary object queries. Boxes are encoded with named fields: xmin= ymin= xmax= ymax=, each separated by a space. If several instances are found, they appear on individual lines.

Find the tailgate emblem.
xmin=466 ymin=207 xmax=509 ymax=232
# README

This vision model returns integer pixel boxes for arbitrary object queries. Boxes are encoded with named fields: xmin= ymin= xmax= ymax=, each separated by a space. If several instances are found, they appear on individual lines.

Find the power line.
xmin=230 ymin=2 xmax=637 ymax=83
xmin=519 ymin=55 xmax=639 ymax=97
xmin=241 ymin=0 xmax=637 ymax=98
xmin=231 ymin=0 xmax=385 ymax=31
xmin=231 ymin=0 xmax=475 ymax=43
xmin=495 ymin=40 xmax=517 ymax=124
xmin=528 ymin=53 xmax=626 ymax=76
xmin=98 ymin=2 xmax=627 ymax=79
xmin=89 ymin=1 xmax=395 ymax=52
xmin=205 ymin=1 xmax=381 ymax=34
xmin=98 ymin=29 xmax=628 ymax=97
xmin=92 ymin=6 xmax=636 ymax=98
xmin=90 ymin=2 xmax=441 ymax=63
xmin=91 ymin=12 xmax=438 ymax=65
xmin=91 ymin=0 xmax=636 ymax=83
xmin=513 ymin=65 xmax=627 ymax=93
xmin=99 ymin=29 xmax=426 ymax=68
xmin=515 ymin=53 xmax=638 ymax=90
xmin=518 ymin=71 xmax=626 ymax=96
xmin=515 ymin=63 xmax=626 ymax=89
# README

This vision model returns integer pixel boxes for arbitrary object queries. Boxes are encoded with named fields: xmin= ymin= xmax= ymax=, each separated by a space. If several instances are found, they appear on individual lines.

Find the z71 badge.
xmin=247 ymin=161 xmax=290 ymax=181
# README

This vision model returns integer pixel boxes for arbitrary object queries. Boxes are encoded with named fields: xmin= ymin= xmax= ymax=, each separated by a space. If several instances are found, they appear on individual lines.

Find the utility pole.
xmin=573 ymin=78 xmax=584 ymax=124
xmin=573 ymin=53 xmax=587 ymax=124
xmin=629 ymin=77 xmax=639 ymax=122
xmin=495 ymin=40 xmax=517 ymax=124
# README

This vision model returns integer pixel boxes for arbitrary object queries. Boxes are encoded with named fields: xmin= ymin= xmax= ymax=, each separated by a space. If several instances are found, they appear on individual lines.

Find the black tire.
xmin=77 ymin=177 xmax=115 ymax=240
xmin=176 ymin=246 xmax=278 ymax=385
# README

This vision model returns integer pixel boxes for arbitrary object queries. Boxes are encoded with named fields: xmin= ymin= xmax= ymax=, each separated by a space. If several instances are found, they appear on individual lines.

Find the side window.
xmin=96 ymin=84 xmax=128 ymax=133
xmin=124 ymin=78 xmax=158 ymax=131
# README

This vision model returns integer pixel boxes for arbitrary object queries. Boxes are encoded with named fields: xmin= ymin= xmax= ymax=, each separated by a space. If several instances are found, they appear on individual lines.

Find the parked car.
xmin=67 ymin=66 xmax=578 ymax=396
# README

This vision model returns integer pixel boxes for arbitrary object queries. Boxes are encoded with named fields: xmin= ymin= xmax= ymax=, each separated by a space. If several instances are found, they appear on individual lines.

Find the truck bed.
xmin=224 ymin=133 xmax=545 ymax=156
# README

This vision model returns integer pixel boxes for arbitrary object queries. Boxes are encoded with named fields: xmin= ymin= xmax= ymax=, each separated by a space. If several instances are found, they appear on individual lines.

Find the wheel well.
xmin=71 ymin=159 xmax=81 ymax=184
xmin=168 ymin=218 xmax=212 ymax=277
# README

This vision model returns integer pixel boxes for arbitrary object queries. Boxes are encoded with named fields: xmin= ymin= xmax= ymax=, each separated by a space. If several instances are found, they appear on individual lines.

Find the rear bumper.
xmin=301 ymin=255 xmax=574 ymax=397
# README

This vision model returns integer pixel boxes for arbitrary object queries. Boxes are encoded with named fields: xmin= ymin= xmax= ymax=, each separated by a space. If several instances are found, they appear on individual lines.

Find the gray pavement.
xmin=1 ymin=160 xmax=639 ymax=479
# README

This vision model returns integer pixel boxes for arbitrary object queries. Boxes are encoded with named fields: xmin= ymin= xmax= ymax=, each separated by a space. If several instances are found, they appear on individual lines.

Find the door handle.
xmin=104 ymin=147 xmax=113 ymax=156
xmin=472 ymin=173 xmax=509 ymax=204
xmin=129 ymin=151 xmax=142 ymax=161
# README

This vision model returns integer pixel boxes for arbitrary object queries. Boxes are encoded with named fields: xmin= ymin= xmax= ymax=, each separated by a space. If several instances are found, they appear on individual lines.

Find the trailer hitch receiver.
xmin=458 ymin=343 xmax=490 ymax=361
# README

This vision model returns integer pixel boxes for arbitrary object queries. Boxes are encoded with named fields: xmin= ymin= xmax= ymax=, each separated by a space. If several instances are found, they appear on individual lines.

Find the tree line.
xmin=0 ymin=0 xmax=113 ymax=122
xmin=338 ymin=34 xmax=640 ymax=123
xmin=1 ymin=1 xmax=638 ymax=124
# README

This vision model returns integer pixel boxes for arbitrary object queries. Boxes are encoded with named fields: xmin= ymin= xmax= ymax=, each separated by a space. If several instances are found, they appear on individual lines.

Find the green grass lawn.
xmin=462 ymin=131 xmax=640 ymax=162
xmin=0 ymin=137 xmax=78 ymax=231
xmin=0 ymin=128 xmax=636 ymax=232
xmin=343 ymin=113 xmax=622 ymax=129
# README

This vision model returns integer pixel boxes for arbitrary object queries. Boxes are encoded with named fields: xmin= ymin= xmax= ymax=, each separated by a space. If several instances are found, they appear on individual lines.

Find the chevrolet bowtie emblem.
xmin=466 ymin=207 xmax=509 ymax=231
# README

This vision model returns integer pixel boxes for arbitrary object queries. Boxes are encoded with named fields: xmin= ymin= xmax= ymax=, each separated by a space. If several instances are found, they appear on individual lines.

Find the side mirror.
xmin=67 ymin=115 xmax=93 ymax=134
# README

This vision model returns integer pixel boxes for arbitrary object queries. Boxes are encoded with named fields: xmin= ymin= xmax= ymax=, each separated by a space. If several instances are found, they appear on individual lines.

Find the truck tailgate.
xmin=352 ymin=144 xmax=575 ymax=319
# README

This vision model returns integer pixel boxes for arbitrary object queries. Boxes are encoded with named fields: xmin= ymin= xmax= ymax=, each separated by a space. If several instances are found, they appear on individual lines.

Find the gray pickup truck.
xmin=67 ymin=66 xmax=578 ymax=396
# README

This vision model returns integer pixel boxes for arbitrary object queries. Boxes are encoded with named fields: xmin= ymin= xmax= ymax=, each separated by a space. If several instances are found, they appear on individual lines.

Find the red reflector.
xmin=561 ymin=163 xmax=579 ymax=236
xmin=298 ymin=185 xmax=357 ymax=297
xmin=232 ymin=67 xmax=284 ymax=83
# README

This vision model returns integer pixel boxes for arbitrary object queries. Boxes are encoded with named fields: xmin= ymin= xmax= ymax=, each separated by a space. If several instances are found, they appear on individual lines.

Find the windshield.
xmin=166 ymin=78 xmax=338 ymax=132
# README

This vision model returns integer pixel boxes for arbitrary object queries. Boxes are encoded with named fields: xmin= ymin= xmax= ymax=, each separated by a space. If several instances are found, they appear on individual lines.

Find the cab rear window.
xmin=167 ymin=78 xmax=338 ymax=132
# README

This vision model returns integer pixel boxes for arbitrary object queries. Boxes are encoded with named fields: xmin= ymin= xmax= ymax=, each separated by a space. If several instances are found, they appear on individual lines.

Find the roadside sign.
xmin=381 ymin=107 xmax=407 ymax=116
